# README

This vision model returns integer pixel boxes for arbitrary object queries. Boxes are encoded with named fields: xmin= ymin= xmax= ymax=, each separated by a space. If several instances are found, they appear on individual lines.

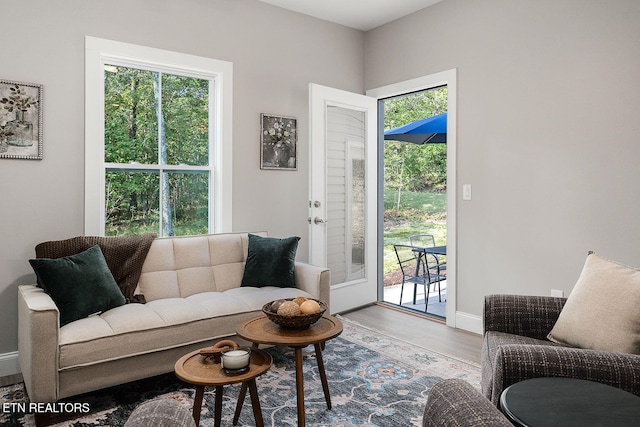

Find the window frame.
xmin=84 ymin=36 xmax=233 ymax=236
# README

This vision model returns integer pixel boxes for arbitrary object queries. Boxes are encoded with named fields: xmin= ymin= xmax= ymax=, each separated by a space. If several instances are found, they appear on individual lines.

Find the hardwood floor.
xmin=0 ymin=302 xmax=483 ymax=387
xmin=342 ymin=302 xmax=483 ymax=365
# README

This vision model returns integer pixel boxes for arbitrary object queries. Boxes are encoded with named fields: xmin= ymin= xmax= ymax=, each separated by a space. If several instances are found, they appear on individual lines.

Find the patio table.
xmin=418 ymin=245 xmax=446 ymax=256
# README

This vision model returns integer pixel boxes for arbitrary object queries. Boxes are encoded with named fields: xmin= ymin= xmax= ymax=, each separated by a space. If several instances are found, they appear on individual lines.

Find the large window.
xmin=85 ymin=37 xmax=232 ymax=236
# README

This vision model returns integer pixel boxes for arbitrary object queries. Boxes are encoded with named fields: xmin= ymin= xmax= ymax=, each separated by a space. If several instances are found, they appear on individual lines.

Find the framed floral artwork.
xmin=260 ymin=113 xmax=297 ymax=170
xmin=0 ymin=79 xmax=43 ymax=160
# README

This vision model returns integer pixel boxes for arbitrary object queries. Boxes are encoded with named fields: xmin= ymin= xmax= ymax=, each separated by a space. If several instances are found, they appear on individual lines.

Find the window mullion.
xmin=155 ymin=71 xmax=165 ymax=236
xmin=158 ymin=167 xmax=164 ymax=236
xmin=105 ymin=163 xmax=210 ymax=172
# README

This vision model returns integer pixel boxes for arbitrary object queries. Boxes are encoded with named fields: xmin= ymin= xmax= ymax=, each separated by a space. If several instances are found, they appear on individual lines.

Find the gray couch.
xmin=422 ymin=379 xmax=512 ymax=427
xmin=18 ymin=232 xmax=330 ymax=406
xmin=481 ymin=294 xmax=640 ymax=404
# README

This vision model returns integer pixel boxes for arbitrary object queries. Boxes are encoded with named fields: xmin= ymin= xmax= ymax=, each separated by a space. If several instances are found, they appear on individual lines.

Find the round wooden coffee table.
xmin=174 ymin=347 xmax=272 ymax=427
xmin=236 ymin=315 xmax=343 ymax=427
xmin=500 ymin=377 xmax=640 ymax=426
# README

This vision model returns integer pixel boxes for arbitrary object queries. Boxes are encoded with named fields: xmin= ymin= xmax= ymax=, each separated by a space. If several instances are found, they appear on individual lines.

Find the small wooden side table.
xmin=174 ymin=347 xmax=272 ymax=427
xmin=236 ymin=315 xmax=343 ymax=427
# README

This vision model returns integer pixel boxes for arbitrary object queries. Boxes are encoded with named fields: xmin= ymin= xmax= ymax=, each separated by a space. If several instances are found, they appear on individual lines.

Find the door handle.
xmin=313 ymin=217 xmax=328 ymax=225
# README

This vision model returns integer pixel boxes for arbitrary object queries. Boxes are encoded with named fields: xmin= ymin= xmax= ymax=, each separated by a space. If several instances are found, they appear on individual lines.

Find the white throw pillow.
xmin=547 ymin=252 xmax=640 ymax=354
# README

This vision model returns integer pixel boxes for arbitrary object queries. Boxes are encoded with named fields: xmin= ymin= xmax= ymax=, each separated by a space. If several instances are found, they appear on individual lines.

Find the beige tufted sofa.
xmin=18 ymin=232 xmax=330 ymax=405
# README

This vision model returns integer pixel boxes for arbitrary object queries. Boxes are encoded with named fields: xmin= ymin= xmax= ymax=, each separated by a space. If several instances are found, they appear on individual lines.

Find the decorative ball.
xmin=300 ymin=299 xmax=321 ymax=314
xmin=293 ymin=296 xmax=307 ymax=306
xmin=270 ymin=300 xmax=285 ymax=313
xmin=277 ymin=301 xmax=302 ymax=316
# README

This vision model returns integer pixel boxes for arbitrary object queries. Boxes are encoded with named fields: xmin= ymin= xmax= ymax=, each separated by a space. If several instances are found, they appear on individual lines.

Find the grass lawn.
xmin=383 ymin=190 xmax=447 ymax=276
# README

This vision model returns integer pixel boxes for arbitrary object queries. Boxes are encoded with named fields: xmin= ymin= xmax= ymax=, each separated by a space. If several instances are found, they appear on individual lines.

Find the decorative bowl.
xmin=262 ymin=298 xmax=327 ymax=329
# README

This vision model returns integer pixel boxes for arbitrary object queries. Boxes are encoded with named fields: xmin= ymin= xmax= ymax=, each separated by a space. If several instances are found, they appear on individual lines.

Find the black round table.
xmin=500 ymin=377 xmax=640 ymax=427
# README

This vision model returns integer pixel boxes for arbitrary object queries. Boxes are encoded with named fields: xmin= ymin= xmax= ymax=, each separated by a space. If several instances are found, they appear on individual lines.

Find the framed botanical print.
xmin=260 ymin=114 xmax=297 ymax=170
xmin=0 ymin=79 xmax=43 ymax=160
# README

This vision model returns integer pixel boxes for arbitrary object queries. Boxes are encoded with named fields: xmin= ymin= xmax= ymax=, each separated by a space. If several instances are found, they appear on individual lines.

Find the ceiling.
xmin=257 ymin=0 xmax=444 ymax=31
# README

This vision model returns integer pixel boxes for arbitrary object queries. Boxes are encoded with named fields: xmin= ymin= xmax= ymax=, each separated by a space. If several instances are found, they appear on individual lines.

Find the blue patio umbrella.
xmin=384 ymin=113 xmax=447 ymax=144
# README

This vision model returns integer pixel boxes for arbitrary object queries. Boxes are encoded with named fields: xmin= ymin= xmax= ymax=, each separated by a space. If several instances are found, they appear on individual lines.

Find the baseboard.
xmin=455 ymin=311 xmax=483 ymax=335
xmin=0 ymin=351 xmax=20 ymax=377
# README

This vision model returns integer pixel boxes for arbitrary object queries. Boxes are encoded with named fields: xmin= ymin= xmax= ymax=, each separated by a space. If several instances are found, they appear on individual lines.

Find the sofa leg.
xmin=34 ymin=412 xmax=50 ymax=427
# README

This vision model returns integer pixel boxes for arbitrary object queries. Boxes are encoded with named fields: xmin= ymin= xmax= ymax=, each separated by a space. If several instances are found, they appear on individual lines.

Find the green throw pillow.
xmin=241 ymin=234 xmax=300 ymax=288
xmin=29 ymin=245 xmax=126 ymax=326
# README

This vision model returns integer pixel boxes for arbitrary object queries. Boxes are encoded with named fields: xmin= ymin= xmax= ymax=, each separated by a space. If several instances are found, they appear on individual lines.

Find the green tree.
xmin=383 ymin=87 xmax=448 ymax=212
xmin=153 ymin=72 xmax=173 ymax=236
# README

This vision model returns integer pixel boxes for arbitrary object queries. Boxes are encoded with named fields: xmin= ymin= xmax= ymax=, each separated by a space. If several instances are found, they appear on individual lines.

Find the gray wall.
xmin=365 ymin=0 xmax=640 ymax=317
xmin=0 ymin=0 xmax=363 ymax=356
xmin=3 ymin=0 xmax=640 ymax=362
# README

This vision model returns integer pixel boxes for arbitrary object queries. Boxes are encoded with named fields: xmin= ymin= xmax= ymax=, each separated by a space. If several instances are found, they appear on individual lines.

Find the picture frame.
xmin=260 ymin=113 xmax=297 ymax=170
xmin=0 ymin=79 xmax=43 ymax=160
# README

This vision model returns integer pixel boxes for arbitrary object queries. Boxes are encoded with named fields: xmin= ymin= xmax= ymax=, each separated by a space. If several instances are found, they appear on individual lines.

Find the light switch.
xmin=463 ymin=184 xmax=472 ymax=201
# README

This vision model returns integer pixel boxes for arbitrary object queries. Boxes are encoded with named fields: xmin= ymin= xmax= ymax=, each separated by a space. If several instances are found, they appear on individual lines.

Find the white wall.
xmin=365 ymin=0 xmax=640 ymax=321
xmin=0 ymin=0 xmax=364 ymax=360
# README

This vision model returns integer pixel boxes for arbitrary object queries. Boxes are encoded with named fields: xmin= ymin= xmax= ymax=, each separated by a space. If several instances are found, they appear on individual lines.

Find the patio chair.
xmin=409 ymin=234 xmax=446 ymax=301
xmin=393 ymin=244 xmax=446 ymax=312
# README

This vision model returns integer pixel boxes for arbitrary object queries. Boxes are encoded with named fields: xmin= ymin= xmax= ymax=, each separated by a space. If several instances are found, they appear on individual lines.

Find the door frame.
xmin=367 ymin=69 xmax=458 ymax=327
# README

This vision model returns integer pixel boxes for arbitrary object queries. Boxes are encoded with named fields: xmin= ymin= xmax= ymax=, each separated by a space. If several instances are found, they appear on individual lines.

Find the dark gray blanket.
xmin=35 ymin=234 xmax=156 ymax=303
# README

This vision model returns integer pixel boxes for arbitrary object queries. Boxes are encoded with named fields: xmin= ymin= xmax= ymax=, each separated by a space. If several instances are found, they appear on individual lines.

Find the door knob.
xmin=313 ymin=217 xmax=328 ymax=225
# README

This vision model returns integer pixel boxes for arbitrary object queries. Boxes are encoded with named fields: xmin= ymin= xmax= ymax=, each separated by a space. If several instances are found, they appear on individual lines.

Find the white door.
xmin=309 ymin=83 xmax=377 ymax=314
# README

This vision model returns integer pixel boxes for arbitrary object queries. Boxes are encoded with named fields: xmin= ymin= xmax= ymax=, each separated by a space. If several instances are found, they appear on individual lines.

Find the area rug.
xmin=0 ymin=315 xmax=480 ymax=427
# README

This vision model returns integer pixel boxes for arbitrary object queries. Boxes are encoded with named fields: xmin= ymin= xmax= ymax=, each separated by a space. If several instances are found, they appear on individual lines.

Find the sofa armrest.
xmin=294 ymin=261 xmax=330 ymax=309
xmin=483 ymin=294 xmax=566 ymax=339
xmin=489 ymin=344 xmax=640 ymax=404
xmin=18 ymin=284 xmax=60 ymax=403
xmin=423 ymin=379 xmax=512 ymax=427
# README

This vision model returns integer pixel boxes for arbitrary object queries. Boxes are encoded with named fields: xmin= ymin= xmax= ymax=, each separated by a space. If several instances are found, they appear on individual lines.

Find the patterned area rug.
xmin=0 ymin=315 xmax=480 ymax=427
